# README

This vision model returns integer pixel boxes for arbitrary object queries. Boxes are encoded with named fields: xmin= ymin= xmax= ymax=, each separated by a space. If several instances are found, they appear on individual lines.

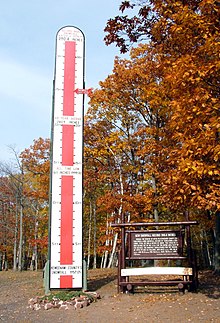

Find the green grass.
xmin=40 ymin=291 xmax=95 ymax=302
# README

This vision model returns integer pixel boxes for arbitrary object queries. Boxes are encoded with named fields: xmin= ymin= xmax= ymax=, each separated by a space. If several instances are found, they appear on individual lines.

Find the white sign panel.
xmin=50 ymin=26 xmax=84 ymax=289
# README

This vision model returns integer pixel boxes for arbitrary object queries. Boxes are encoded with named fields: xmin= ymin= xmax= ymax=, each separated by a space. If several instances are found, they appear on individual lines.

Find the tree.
xmin=84 ymin=47 xmax=173 ymax=266
xmin=0 ymin=138 xmax=50 ymax=270
xmin=0 ymin=176 xmax=17 ymax=270
xmin=0 ymin=154 xmax=25 ymax=271
xmin=20 ymin=137 xmax=50 ymax=269
xmin=20 ymin=137 xmax=50 ymax=201
xmin=104 ymin=0 xmax=220 ymax=270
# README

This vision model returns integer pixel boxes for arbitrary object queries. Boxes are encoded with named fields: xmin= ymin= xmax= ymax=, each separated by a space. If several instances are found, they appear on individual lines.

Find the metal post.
xmin=83 ymin=257 xmax=88 ymax=291
xmin=43 ymin=260 xmax=50 ymax=295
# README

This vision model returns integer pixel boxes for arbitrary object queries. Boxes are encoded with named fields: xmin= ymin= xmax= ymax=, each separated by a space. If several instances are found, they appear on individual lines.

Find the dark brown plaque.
xmin=128 ymin=230 xmax=183 ymax=259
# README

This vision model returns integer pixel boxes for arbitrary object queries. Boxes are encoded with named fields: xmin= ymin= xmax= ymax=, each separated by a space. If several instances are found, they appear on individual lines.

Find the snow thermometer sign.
xmin=49 ymin=26 xmax=85 ymax=289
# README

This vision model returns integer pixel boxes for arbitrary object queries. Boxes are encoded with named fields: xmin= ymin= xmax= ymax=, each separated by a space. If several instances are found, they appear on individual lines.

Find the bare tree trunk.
xmin=103 ymin=251 xmax=108 ymax=269
xmin=2 ymin=253 xmax=8 ymax=271
xmin=214 ymin=211 xmax=220 ymax=274
xmin=100 ymin=254 xmax=104 ymax=268
xmin=93 ymin=204 xmax=97 ymax=269
xmin=87 ymin=199 xmax=92 ymax=270
xmin=108 ymin=232 xmax=118 ymax=268
xmin=204 ymin=230 xmax=212 ymax=267
xmin=152 ymin=174 xmax=159 ymax=267
xmin=18 ymin=198 xmax=23 ymax=271
xmin=13 ymin=196 xmax=18 ymax=271
xmin=152 ymin=174 xmax=159 ymax=222
xmin=0 ymin=252 xmax=2 ymax=271
xmin=108 ymin=163 xmax=123 ymax=268
xmin=30 ymin=214 xmax=38 ymax=271
xmin=102 ymin=213 xmax=110 ymax=269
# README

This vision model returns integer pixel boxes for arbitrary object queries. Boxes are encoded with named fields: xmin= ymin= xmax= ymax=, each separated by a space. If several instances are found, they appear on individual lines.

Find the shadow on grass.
xmin=87 ymin=273 xmax=117 ymax=291
xmin=198 ymin=270 xmax=220 ymax=299
xmin=86 ymin=269 xmax=220 ymax=298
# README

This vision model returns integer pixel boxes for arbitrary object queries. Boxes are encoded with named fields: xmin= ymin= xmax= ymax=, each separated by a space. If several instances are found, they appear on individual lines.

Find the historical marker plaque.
xmin=128 ymin=230 xmax=183 ymax=259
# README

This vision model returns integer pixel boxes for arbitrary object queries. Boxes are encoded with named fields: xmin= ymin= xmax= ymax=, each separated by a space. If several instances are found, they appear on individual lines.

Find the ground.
xmin=0 ymin=268 xmax=220 ymax=322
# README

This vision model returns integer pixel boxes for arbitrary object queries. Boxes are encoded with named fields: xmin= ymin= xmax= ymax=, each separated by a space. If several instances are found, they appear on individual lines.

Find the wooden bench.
xmin=121 ymin=266 xmax=192 ymax=276
xmin=120 ymin=267 xmax=194 ymax=292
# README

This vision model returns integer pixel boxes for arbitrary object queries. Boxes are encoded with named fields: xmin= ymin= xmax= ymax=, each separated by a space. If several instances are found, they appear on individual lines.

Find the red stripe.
xmin=63 ymin=41 xmax=75 ymax=116
xmin=60 ymin=275 xmax=73 ymax=288
xmin=62 ymin=125 xmax=74 ymax=165
xmin=60 ymin=176 xmax=73 ymax=264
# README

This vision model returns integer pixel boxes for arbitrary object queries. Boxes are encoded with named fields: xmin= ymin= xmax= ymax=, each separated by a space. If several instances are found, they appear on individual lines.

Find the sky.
xmin=0 ymin=0 xmax=123 ymax=162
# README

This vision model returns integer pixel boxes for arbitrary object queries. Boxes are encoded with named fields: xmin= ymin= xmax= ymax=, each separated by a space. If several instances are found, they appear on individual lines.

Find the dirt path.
xmin=0 ymin=269 xmax=220 ymax=322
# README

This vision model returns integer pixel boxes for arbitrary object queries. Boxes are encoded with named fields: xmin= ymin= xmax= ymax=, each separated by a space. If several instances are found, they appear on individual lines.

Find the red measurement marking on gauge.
xmin=60 ymin=275 xmax=73 ymax=288
xmin=60 ymin=175 xmax=73 ymax=265
xmin=62 ymin=125 xmax=74 ymax=165
xmin=63 ymin=41 xmax=76 ymax=116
